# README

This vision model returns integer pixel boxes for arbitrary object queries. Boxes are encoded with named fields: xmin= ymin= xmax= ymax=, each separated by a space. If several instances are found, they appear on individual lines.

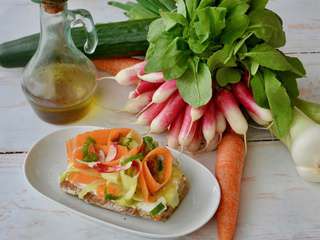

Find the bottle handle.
xmin=68 ymin=9 xmax=98 ymax=54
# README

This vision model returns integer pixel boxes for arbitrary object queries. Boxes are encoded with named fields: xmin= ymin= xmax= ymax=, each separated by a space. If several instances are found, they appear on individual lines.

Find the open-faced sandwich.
xmin=60 ymin=128 xmax=189 ymax=221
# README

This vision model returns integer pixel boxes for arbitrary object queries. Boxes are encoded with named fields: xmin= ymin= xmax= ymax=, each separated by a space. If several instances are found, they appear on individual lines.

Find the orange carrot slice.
xmin=116 ymin=145 xmax=129 ymax=158
xmin=66 ymin=139 xmax=74 ymax=161
xmin=66 ymin=128 xmax=142 ymax=170
xmin=142 ymin=147 xmax=173 ymax=194
xmin=108 ymin=128 xmax=132 ymax=143
xmin=66 ymin=129 xmax=111 ymax=168
xmin=138 ymin=173 xmax=149 ymax=202
xmin=95 ymin=144 xmax=109 ymax=155
xmin=106 ymin=182 xmax=122 ymax=197
xmin=66 ymin=145 xmax=89 ymax=169
xmin=75 ymin=129 xmax=111 ymax=146
xmin=107 ymin=128 xmax=142 ymax=157
xmin=73 ymin=162 xmax=88 ymax=169
xmin=96 ymin=182 xmax=106 ymax=200
xmin=138 ymin=173 xmax=156 ymax=202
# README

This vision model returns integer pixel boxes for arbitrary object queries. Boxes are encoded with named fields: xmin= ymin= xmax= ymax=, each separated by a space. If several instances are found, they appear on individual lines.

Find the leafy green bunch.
xmin=110 ymin=0 xmax=306 ymax=138
xmin=109 ymin=0 xmax=176 ymax=19
xmin=147 ymin=0 xmax=306 ymax=137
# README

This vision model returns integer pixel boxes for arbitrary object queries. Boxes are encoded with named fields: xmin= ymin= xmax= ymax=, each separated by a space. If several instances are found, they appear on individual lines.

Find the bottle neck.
xmin=39 ymin=2 xmax=70 ymax=47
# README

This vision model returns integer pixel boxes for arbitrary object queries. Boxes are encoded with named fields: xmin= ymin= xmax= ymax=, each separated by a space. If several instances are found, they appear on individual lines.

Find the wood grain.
xmin=0 ymin=0 xmax=319 ymax=53
xmin=268 ymin=0 xmax=320 ymax=53
xmin=0 ymin=51 xmax=318 ymax=151
xmin=2 ymin=50 xmax=320 ymax=152
xmin=1 ymin=0 xmax=320 ymax=239
xmin=2 ymin=142 xmax=320 ymax=240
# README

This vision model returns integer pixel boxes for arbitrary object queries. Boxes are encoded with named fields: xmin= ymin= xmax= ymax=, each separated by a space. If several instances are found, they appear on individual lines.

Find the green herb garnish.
xmin=143 ymin=136 xmax=158 ymax=153
xmin=119 ymin=137 xmax=139 ymax=150
xmin=82 ymin=137 xmax=95 ymax=154
xmin=119 ymin=136 xmax=131 ymax=146
xmin=157 ymin=157 xmax=164 ymax=172
xmin=105 ymin=193 xmax=120 ymax=201
xmin=150 ymin=202 xmax=166 ymax=216
xmin=82 ymin=153 xmax=97 ymax=162
xmin=121 ymin=153 xmax=144 ymax=166
xmin=81 ymin=137 xmax=98 ymax=162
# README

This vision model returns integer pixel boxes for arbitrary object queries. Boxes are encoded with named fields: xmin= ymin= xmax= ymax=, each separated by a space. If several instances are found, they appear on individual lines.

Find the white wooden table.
xmin=1 ymin=1 xmax=320 ymax=239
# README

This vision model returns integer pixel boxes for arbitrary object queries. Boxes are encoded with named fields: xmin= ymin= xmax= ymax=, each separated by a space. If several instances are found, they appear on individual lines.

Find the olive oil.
xmin=23 ymin=63 xmax=96 ymax=124
xmin=22 ymin=1 xmax=98 ymax=124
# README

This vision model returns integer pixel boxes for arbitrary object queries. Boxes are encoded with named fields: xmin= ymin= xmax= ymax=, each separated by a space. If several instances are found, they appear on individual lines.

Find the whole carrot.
xmin=215 ymin=130 xmax=245 ymax=240
xmin=93 ymin=57 xmax=143 ymax=75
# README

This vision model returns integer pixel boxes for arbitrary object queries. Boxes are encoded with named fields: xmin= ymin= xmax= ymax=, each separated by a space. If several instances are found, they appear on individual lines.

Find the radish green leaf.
xmin=177 ymin=58 xmax=212 ymax=107
xmin=264 ymin=69 xmax=293 ymax=138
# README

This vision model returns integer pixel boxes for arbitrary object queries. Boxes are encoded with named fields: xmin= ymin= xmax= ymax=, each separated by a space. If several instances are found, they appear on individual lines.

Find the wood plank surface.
xmin=1 ymin=0 xmax=320 ymax=239
xmin=1 ymin=142 xmax=320 ymax=240
xmin=1 ymin=0 xmax=319 ymax=53
xmin=1 ymin=51 xmax=320 ymax=152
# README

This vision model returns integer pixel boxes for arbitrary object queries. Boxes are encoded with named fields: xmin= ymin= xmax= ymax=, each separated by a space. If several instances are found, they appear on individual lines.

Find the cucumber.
xmin=0 ymin=19 xmax=153 ymax=68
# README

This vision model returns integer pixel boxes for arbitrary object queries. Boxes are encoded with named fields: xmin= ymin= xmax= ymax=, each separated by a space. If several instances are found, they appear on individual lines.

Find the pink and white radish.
xmin=138 ymin=72 xmax=165 ymax=83
xmin=104 ymin=144 xmax=118 ymax=162
xmin=202 ymin=100 xmax=216 ymax=145
xmin=216 ymin=89 xmax=248 ymax=135
xmin=178 ymin=106 xmax=199 ymax=147
xmin=191 ymin=104 xmax=207 ymax=122
xmin=248 ymin=111 xmax=270 ymax=126
xmin=188 ymin=126 xmax=203 ymax=152
xmin=167 ymin=111 xmax=184 ymax=149
xmin=205 ymin=135 xmax=220 ymax=152
xmin=113 ymin=61 xmax=147 ymax=85
xmin=150 ymin=92 xmax=186 ymax=133
xmin=152 ymin=80 xmax=177 ymax=103
xmin=216 ymin=104 xmax=227 ymax=134
xmin=136 ymin=101 xmax=167 ymax=125
xmin=98 ymin=150 xmax=106 ymax=162
xmin=232 ymin=81 xmax=272 ymax=122
xmin=124 ymin=91 xmax=154 ymax=114
xmin=129 ymin=81 xmax=162 ymax=99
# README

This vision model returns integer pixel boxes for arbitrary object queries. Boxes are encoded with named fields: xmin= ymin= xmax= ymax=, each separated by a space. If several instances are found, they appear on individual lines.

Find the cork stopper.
xmin=32 ymin=0 xmax=67 ymax=14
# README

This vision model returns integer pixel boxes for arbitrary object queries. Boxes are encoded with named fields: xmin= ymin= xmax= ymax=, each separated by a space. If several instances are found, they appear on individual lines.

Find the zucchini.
xmin=0 ymin=19 xmax=153 ymax=68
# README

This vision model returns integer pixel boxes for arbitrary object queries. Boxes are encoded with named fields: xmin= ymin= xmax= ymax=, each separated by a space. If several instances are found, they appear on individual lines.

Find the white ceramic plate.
xmin=24 ymin=126 xmax=220 ymax=239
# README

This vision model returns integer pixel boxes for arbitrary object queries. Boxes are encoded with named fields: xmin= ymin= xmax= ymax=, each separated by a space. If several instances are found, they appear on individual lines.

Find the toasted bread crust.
xmin=60 ymin=175 xmax=188 ymax=221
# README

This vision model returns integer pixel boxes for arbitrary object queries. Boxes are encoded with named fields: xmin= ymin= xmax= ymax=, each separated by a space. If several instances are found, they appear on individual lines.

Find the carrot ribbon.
xmin=139 ymin=147 xmax=173 ymax=201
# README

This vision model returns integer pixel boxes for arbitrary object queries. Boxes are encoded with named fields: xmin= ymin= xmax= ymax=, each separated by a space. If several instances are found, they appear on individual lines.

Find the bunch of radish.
xmin=108 ymin=60 xmax=273 ymax=153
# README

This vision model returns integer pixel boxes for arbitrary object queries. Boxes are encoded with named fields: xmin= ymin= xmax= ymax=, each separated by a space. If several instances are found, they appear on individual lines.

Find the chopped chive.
xmin=81 ymin=137 xmax=98 ymax=162
xmin=143 ymin=136 xmax=158 ymax=153
xmin=150 ymin=202 xmax=166 ymax=216
xmin=105 ymin=193 xmax=120 ymax=201
xmin=157 ymin=157 xmax=163 ymax=171
xmin=121 ymin=153 xmax=144 ymax=166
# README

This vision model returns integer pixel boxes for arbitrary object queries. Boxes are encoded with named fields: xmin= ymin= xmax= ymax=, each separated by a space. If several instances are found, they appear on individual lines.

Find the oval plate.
xmin=24 ymin=126 xmax=220 ymax=239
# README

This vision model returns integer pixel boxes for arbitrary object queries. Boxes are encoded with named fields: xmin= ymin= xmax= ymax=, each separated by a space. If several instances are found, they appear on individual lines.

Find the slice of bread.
xmin=60 ymin=175 xmax=188 ymax=221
